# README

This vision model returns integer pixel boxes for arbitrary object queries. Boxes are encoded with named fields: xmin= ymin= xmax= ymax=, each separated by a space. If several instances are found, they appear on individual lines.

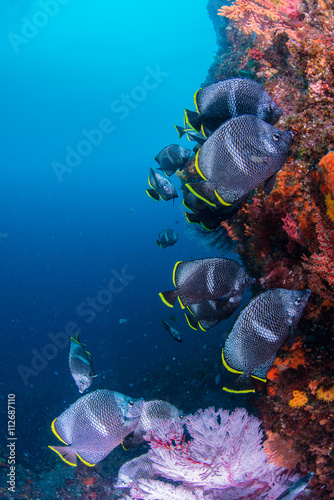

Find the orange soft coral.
xmin=319 ymin=152 xmax=334 ymax=199
xmin=288 ymin=390 xmax=308 ymax=408
xmin=218 ymin=0 xmax=299 ymax=48
xmin=316 ymin=386 xmax=334 ymax=402
xmin=263 ymin=432 xmax=302 ymax=469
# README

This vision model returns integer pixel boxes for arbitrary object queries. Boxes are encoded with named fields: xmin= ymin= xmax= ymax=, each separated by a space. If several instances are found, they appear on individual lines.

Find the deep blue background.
xmin=0 ymin=0 xmax=251 ymax=470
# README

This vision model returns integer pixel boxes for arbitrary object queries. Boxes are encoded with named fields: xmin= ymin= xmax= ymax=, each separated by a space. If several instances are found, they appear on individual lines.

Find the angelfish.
xmin=48 ymin=389 xmax=144 ymax=466
xmin=159 ymin=257 xmax=255 ymax=309
xmin=69 ymin=335 xmax=95 ymax=393
xmin=146 ymin=168 xmax=178 ymax=202
xmin=222 ymin=288 xmax=311 ymax=393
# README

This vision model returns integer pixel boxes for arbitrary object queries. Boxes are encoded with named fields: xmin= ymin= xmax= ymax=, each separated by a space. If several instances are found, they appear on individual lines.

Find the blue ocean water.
xmin=0 ymin=0 xmax=250 ymax=471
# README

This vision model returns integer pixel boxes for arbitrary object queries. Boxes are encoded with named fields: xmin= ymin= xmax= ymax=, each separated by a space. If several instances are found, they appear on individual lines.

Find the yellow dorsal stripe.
xmin=178 ymin=296 xmax=185 ymax=309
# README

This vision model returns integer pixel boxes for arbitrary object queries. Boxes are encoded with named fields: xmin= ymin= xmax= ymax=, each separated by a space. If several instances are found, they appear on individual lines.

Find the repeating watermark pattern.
xmin=17 ymin=266 xmax=135 ymax=386
xmin=7 ymin=0 xmax=71 ymax=54
xmin=7 ymin=394 xmax=16 ymax=494
xmin=52 ymin=64 xmax=169 ymax=183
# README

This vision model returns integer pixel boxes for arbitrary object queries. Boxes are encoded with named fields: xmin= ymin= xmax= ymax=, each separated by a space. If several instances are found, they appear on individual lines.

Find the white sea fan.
xmin=148 ymin=407 xmax=281 ymax=489
xmin=121 ymin=407 xmax=300 ymax=500
xmin=129 ymin=479 xmax=205 ymax=500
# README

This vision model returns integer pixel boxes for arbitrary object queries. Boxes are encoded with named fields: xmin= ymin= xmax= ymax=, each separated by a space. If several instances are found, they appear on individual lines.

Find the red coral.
xmin=282 ymin=214 xmax=305 ymax=252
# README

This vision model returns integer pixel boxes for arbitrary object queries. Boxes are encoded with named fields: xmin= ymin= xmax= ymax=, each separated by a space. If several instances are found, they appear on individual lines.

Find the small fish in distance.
xmin=69 ymin=334 xmax=95 ymax=393
xmin=115 ymin=453 xmax=157 ymax=488
xmin=222 ymin=288 xmax=311 ymax=394
xmin=156 ymin=228 xmax=179 ymax=249
xmin=48 ymin=389 xmax=144 ymax=467
xmin=186 ymin=115 xmax=294 ymax=208
xmin=184 ymin=77 xmax=283 ymax=137
xmin=159 ymin=257 xmax=255 ymax=309
xmin=146 ymin=168 xmax=178 ymax=202
xmin=154 ymin=144 xmax=191 ymax=177
xmin=160 ymin=319 xmax=182 ymax=342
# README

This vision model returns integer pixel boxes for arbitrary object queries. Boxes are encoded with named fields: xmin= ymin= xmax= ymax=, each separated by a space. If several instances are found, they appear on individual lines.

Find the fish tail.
xmin=174 ymin=124 xmax=185 ymax=138
xmin=48 ymin=445 xmax=77 ymax=466
xmin=159 ymin=290 xmax=178 ymax=308
xmin=184 ymin=109 xmax=201 ymax=131
xmin=146 ymin=188 xmax=160 ymax=201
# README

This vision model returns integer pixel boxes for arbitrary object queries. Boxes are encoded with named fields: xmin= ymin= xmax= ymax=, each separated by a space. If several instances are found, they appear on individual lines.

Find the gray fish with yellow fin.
xmin=69 ymin=334 xmax=95 ymax=393
xmin=146 ymin=168 xmax=178 ymax=202
xmin=185 ymin=294 xmax=242 ymax=331
xmin=222 ymin=288 xmax=311 ymax=394
xmin=159 ymin=257 xmax=255 ymax=309
xmin=154 ymin=144 xmax=191 ymax=177
xmin=122 ymin=400 xmax=183 ymax=450
xmin=185 ymin=115 xmax=293 ymax=207
xmin=115 ymin=453 xmax=157 ymax=488
xmin=184 ymin=77 xmax=283 ymax=137
xmin=48 ymin=389 xmax=144 ymax=466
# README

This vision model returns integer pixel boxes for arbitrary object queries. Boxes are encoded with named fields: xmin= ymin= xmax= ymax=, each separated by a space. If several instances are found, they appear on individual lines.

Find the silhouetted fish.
xmin=154 ymin=144 xmax=191 ymax=176
xmin=69 ymin=335 xmax=95 ymax=393
xmin=146 ymin=168 xmax=178 ymax=202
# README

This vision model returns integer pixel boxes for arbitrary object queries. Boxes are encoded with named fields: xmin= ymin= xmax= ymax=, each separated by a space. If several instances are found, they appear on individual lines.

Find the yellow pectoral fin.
xmin=200 ymin=123 xmax=207 ymax=138
xmin=251 ymin=374 xmax=267 ymax=383
xmin=51 ymin=418 xmax=69 ymax=445
xmin=198 ymin=321 xmax=207 ymax=331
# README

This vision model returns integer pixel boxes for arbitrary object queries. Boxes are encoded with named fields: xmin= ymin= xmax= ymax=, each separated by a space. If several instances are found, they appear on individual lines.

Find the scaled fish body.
xmin=115 ymin=453 xmax=157 ymax=488
xmin=185 ymin=294 xmax=242 ymax=331
xmin=222 ymin=288 xmax=311 ymax=393
xmin=183 ymin=188 xmax=240 ymax=230
xmin=146 ymin=168 xmax=178 ymax=202
xmin=276 ymin=472 xmax=314 ymax=499
xmin=154 ymin=144 xmax=191 ymax=177
xmin=122 ymin=400 xmax=182 ymax=449
xmin=69 ymin=335 xmax=95 ymax=393
xmin=186 ymin=115 xmax=294 ymax=207
xmin=159 ymin=257 xmax=255 ymax=309
xmin=185 ymin=78 xmax=283 ymax=136
xmin=156 ymin=228 xmax=180 ymax=249
xmin=160 ymin=318 xmax=182 ymax=342
xmin=48 ymin=389 xmax=144 ymax=466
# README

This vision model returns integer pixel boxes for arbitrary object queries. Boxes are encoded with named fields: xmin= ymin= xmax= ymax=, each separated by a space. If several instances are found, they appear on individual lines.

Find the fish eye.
xmin=128 ymin=401 xmax=134 ymax=407
xmin=294 ymin=298 xmax=301 ymax=305
xmin=272 ymin=133 xmax=280 ymax=142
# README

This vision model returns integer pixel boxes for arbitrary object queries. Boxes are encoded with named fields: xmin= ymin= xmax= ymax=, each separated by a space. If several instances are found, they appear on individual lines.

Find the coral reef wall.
xmin=206 ymin=0 xmax=334 ymax=497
